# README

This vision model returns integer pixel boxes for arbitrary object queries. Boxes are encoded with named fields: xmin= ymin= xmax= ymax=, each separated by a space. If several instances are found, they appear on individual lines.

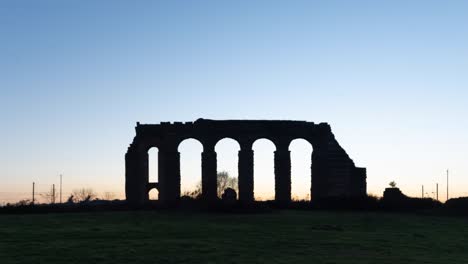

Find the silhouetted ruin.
xmin=125 ymin=119 xmax=366 ymax=207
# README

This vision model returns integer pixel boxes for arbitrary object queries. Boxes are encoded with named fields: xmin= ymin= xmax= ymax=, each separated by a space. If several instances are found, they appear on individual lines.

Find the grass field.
xmin=1 ymin=210 xmax=467 ymax=264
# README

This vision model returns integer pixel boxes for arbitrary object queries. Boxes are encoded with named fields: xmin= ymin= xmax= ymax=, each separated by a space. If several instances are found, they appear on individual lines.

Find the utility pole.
xmin=32 ymin=182 xmax=35 ymax=205
xmin=446 ymin=169 xmax=449 ymax=202
xmin=422 ymin=185 xmax=424 ymax=198
xmin=60 ymin=174 xmax=62 ymax=204
xmin=436 ymin=183 xmax=439 ymax=201
xmin=52 ymin=184 xmax=55 ymax=204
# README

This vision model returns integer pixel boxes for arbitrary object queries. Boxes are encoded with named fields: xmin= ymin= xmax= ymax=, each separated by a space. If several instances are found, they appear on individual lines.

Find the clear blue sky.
xmin=1 ymin=1 xmax=468 ymax=202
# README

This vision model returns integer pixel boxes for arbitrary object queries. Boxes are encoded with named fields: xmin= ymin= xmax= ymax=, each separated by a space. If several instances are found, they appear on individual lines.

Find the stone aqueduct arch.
xmin=125 ymin=119 xmax=366 ymax=206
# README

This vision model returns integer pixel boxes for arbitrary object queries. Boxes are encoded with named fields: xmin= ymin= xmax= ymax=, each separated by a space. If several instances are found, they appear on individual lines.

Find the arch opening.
xmin=289 ymin=139 xmax=313 ymax=201
xmin=215 ymin=138 xmax=240 ymax=198
xmin=253 ymin=138 xmax=276 ymax=201
xmin=148 ymin=188 xmax=159 ymax=201
xmin=148 ymin=147 xmax=159 ymax=184
xmin=178 ymin=138 xmax=203 ymax=198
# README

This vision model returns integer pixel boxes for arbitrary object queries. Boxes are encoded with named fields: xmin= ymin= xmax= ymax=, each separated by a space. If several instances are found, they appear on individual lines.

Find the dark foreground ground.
xmin=0 ymin=210 xmax=467 ymax=264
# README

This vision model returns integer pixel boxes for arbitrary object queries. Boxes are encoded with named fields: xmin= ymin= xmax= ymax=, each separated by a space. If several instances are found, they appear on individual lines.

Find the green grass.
xmin=1 ymin=210 xmax=467 ymax=264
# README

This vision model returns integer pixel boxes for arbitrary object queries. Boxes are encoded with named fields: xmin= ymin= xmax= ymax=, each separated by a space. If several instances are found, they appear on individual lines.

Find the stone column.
xmin=202 ymin=149 xmax=217 ymax=202
xmin=159 ymin=150 xmax=180 ymax=204
xmin=238 ymin=148 xmax=254 ymax=202
xmin=311 ymin=144 xmax=330 ymax=200
xmin=309 ymin=153 xmax=313 ymax=201
xmin=125 ymin=150 xmax=148 ymax=207
xmin=274 ymin=147 xmax=291 ymax=203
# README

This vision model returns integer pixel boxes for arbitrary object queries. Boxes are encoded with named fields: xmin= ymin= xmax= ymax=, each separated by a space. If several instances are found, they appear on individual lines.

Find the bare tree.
xmin=182 ymin=182 xmax=202 ymax=199
xmin=71 ymin=188 xmax=97 ymax=203
xmin=40 ymin=185 xmax=58 ymax=204
xmin=15 ymin=199 xmax=32 ymax=206
xmin=217 ymin=171 xmax=238 ymax=198
xmin=182 ymin=172 xmax=238 ymax=199
xmin=102 ymin=192 xmax=116 ymax=201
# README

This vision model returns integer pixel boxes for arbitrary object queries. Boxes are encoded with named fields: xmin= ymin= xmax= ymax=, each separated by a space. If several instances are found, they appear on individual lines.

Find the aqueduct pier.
xmin=125 ymin=118 xmax=366 ymax=206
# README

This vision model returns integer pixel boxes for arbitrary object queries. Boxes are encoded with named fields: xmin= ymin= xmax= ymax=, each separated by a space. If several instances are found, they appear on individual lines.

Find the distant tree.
xmin=40 ymin=186 xmax=58 ymax=204
xmin=71 ymin=188 xmax=97 ymax=203
xmin=14 ymin=199 xmax=32 ymax=206
xmin=182 ymin=182 xmax=202 ymax=199
xmin=183 ymin=172 xmax=238 ymax=199
xmin=216 ymin=171 xmax=238 ymax=198
xmin=389 ymin=181 xmax=397 ymax=188
xmin=66 ymin=195 xmax=75 ymax=204
xmin=102 ymin=192 xmax=116 ymax=200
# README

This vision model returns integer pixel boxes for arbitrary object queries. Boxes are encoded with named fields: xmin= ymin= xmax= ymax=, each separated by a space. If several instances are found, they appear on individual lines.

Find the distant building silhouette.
xmin=125 ymin=119 xmax=366 ymax=206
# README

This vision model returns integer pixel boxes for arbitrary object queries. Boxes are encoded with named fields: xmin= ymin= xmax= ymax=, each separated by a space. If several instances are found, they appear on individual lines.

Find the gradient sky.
xmin=1 ymin=1 xmax=468 ymax=203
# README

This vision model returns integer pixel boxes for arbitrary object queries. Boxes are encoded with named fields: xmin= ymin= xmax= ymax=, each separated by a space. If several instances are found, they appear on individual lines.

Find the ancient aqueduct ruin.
xmin=125 ymin=119 xmax=366 ymax=206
